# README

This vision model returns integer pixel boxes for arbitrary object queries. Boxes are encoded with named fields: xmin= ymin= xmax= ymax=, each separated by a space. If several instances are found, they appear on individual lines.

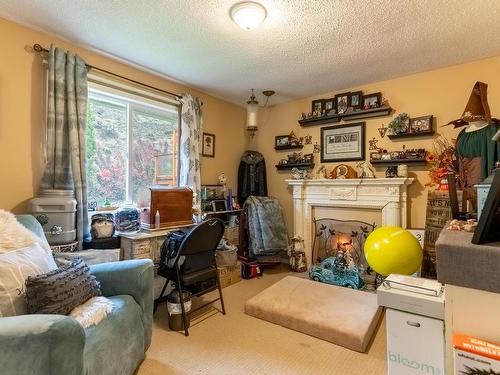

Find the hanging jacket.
xmin=237 ymin=150 xmax=267 ymax=206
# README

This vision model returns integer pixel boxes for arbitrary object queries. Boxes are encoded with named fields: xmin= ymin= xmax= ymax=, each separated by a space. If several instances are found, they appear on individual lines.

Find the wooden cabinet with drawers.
xmin=120 ymin=225 xmax=193 ymax=262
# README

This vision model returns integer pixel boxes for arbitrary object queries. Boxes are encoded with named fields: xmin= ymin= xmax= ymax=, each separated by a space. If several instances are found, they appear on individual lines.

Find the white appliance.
xmin=378 ymin=274 xmax=445 ymax=375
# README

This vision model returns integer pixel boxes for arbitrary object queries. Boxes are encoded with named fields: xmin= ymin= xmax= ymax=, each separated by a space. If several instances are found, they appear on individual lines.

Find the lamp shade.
xmin=246 ymin=101 xmax=259 ymax=131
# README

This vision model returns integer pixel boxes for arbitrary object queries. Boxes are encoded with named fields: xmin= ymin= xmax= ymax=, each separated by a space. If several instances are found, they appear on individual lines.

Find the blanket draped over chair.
xmin=245 ymin=196 xmax=288 ymax=257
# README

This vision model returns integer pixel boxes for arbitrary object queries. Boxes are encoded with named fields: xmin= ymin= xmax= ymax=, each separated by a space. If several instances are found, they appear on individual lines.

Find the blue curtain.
xmin=40 ymin=45 xmax=90 ymax=248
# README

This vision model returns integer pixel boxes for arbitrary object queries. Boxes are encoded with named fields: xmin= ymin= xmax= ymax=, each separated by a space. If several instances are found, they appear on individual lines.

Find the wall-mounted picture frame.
xmin=320 ymin=122 xmax=366 ymax=163
xmin=334 ymin=92 xmax=350 ymax=114
xmin=349 ymin=91 xmax=363 ymax=110
xmin=275 ymin=135 xmax=290 ymax=148
xmin=202 ymin=132 xmax=215 ymax=157
xmin=324 ymin=98 xmax=335 ymax=114
xmin=311 ymin=99 xmax=324 ymax=114
xmin=363 ymin=92 xmax=382 ymax=109
xmin=409 ymin=115 xmax=433 ymax=133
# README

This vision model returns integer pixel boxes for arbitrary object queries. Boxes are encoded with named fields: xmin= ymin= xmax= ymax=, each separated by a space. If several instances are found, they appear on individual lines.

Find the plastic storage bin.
xmin=28 ymin=189 xmax=77 ymax=245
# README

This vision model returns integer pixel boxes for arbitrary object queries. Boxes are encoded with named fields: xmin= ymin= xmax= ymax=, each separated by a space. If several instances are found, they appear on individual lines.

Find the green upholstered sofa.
xmin=0 ymin=215 xmax=154 ymax=375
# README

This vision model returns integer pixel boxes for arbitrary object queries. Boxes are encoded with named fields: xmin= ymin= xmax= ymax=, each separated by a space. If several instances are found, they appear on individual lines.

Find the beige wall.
xmin=249 ymin=56 xmax=500 ymax=231
xmin=0 ymin=17 xmax=246 ymax=213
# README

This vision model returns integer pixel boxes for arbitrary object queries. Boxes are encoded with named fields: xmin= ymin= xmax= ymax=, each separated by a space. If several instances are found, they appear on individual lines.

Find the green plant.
xmin=388 ymin=113 xmax=409 ymax=134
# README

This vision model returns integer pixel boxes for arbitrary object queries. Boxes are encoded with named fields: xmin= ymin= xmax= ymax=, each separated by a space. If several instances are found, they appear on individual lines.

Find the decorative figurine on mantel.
xmin=315 ymin=165 xmax=327 ymax=179
xmin=330 ymin=164 xmax=357 ymax=179
xmin=356 ymin=161 xmax=376 ymax=178
xmin=291 ymin=168 xmax=309 ymax=180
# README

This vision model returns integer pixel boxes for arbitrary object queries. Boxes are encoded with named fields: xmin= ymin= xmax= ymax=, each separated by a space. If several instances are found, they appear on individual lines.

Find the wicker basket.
xmin=217 ymin=262 xmax=241 ymax=288
xmin=224 ymin=226 xmax=239 ymax=245
xmin=216 ymin=248 xmax=238 ymax=267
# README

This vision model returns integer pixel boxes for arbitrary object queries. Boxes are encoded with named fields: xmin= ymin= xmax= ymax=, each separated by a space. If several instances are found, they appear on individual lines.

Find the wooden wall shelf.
xmin=298 ymin=106 xmax=393 ymax=127
xmin=370 ymin=158 xmax=427 ymax=166
xmin=276 ymin=163 xmax=315 ymax=170
xmin=274 ymin=144 xmax=304 ymax=151
xmin=387 ymin=130 xmax=435 ymax=140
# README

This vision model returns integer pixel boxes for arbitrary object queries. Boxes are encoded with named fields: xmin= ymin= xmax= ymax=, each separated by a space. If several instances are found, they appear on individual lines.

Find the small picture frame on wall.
xmin=202 ymin=132 xmax=215 ymax=157
xmin=311 ymin=99 xmax=324 ymax=115
xmin=363 ymin=93 xmax=382 ymax=109
xmin=334 ymin=92 xmax=350 ymax=114
xmin=320 ymin=122 xmax=366 ymax=163
xmin=349 ymin=91 xmax=363 ymax=110
xmin=409 ymin=115 xmax=433 ymax=133
xmin=275 ymin=135 xmax=291 ymax=148
xmin=324 ymin=98 xmax=335 ymax=114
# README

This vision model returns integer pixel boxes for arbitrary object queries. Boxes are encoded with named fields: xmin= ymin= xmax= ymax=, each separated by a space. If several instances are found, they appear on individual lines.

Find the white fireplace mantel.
xmin=287 ymin=178 xmax=414 ymax=264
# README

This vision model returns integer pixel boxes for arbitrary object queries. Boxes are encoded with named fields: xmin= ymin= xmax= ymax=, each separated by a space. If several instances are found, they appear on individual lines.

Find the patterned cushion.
xmin=0 ymin=243 xmax=58 ymax=317
xmin=25 ymin=258 xmax=102 ymax=315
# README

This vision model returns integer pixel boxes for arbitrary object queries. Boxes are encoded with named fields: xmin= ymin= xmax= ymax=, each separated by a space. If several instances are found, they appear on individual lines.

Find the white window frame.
xmin=87 ymin=77 xmax=180 ymax=204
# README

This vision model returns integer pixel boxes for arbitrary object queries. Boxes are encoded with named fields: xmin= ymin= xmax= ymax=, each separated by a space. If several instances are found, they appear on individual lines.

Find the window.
xmin=86 ymin=83 xmax=179 ymax=208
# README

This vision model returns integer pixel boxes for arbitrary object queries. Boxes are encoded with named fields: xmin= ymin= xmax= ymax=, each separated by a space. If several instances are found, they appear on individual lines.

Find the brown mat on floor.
xmin=245 ymin=275 xmax=382 ymax=352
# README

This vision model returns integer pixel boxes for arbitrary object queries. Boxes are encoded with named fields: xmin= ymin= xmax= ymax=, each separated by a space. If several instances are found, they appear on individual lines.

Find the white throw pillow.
xmin=0 ymin=209 xmax=51 ymax=254
xmin=0 ymin=243 xmax=58 ymax=317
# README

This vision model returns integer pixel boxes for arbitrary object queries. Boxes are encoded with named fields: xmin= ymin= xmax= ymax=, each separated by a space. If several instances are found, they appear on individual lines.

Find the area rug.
xmin=245 ymin=275 xmax=382 ymax=352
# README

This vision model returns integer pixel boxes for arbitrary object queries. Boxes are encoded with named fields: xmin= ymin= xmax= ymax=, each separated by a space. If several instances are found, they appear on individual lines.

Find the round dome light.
xmin=230 ymin=2 xmax=267 ymax=31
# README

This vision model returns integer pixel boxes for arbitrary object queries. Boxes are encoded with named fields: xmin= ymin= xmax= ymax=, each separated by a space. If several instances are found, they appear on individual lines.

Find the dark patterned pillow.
xmin=25 ymin=258 xmax=101 ymax=315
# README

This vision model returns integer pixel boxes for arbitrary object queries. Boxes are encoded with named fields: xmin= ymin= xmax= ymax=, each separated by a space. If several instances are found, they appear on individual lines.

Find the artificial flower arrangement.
xmin=425 ymin=137 xmax=458 ymax=189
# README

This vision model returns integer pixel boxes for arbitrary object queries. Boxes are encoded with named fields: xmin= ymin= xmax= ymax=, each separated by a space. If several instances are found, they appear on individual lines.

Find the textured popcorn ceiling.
xmin=1 ymin=0 xmax=500 ymax=105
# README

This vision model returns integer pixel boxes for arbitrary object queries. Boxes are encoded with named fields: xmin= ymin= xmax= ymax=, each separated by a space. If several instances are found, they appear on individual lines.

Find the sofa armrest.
xmin=89 ymin=259 xmax=154 ymax=350
xmin=0 ymin=314 xmax=85 ymax=375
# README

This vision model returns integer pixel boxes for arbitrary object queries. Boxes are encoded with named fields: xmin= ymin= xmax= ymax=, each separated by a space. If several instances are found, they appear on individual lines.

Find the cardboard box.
xmin=454 ymin=333 xmax=500 ymax=375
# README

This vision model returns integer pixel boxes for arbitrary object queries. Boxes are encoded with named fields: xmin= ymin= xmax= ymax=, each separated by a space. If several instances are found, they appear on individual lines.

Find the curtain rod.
xmin=33 ymin=44 xmax=183 ymax=100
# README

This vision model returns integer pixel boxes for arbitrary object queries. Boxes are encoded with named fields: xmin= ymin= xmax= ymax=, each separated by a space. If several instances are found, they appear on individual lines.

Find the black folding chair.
xmin=154 ymin=218 xmax=226 ymax=336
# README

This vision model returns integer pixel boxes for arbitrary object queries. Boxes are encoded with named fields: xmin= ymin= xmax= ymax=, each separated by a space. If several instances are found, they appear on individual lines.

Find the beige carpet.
xmin=137 ymin=267 xmax=387 ymax=375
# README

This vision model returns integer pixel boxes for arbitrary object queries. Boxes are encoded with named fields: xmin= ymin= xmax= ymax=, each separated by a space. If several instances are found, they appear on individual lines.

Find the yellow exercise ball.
xmin=364 ymin=226 xmax=423 ymax=276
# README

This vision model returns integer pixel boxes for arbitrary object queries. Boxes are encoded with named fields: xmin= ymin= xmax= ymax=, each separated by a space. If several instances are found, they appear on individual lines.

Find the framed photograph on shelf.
xmin=320 ymin=122 xmax=366 ymax=163
xmin=202 ymin=132 xmax=215 ymax=157
xmin=409 ymin=115 xmax=433 ymax=133
xmin=311 ymin=99 xmax=324 ymax=114
xmin=324 ymin=98 xmax=335 ymax=114
xmin=363 ymin=92 xmax=382 ymax=109
xmin=275 ymin=135 xmax=291 ymax=148
xmin=349 ymin=91 xmax=363 ymax=110
xmin=334 ymin=92 xmax=350 ymax=114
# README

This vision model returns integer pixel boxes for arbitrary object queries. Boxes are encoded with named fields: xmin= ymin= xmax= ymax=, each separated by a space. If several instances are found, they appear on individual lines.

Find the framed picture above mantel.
xmin=320 ymin=122 xmax=366 ymax=163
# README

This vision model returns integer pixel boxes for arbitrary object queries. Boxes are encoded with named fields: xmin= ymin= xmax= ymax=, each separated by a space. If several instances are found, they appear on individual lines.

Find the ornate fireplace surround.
xmin=287 ymin=178 xmax=415 ymax=265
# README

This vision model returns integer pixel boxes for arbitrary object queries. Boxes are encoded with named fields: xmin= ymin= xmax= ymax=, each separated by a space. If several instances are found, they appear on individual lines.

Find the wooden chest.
xmin=142 ymin=187 xmax=193 ymax=229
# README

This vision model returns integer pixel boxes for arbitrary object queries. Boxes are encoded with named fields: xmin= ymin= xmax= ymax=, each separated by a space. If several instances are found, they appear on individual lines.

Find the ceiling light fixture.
xmin=246 ymin=89 xmax=275 ymax=137
xmin=230 ymin=1 xmax=267 ymax=31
